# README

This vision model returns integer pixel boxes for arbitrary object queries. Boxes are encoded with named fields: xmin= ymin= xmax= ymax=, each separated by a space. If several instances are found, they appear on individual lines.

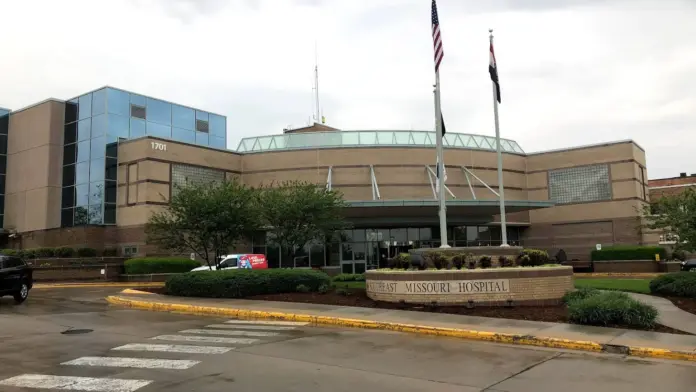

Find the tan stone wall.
xmin=365 ymin=267 xmax=573 ymax=305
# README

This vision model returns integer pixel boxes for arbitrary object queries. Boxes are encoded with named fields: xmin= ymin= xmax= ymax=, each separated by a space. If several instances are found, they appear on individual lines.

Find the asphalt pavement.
xmin=0 ymin=287 xmax=695 ymax=391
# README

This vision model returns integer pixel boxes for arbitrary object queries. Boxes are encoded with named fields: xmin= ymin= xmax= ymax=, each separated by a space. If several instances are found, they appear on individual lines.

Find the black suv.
xmin=0 ymin=255 xmax=33 ymax=303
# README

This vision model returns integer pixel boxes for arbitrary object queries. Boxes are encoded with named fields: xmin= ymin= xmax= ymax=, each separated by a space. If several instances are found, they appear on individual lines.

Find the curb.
xmin=35 ymin=282 xmax=165 ymax=289
xmin=105 ymin=295 xmax=696 ymax=362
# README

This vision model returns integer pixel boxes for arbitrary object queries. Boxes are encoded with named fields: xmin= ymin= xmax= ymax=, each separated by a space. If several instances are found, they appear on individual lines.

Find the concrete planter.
xmin=365 ymin=266 xmax=573 ymax=306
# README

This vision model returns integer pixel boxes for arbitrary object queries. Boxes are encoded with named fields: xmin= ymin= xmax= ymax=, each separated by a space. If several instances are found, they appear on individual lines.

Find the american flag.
xmin=431 ymin=0 xmax=444 ymax=72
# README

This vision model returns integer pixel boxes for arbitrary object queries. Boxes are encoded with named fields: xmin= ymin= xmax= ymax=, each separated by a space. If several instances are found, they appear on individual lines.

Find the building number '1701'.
xmin=151 ymin=142 xmax=167 ymax=151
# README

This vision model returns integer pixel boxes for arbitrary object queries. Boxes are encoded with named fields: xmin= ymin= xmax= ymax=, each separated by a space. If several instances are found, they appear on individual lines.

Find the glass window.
xmin=130 ymin=93 xmax=146 ymax=107
xmin=466 ymin=226 xmax=479 ymax=242
xmin=353 ymin=243 xmax=366 ymax=260
xmin=341 ymin=132 xmax=359 ymax=145
xmin=92 ymin=88 xmax=106 ymax=116
xmin=389 ymin=228 xmax=407 ymax=242
xmin=105 ymin=157 xmax=117 ymax=181
xmin=341 ymin=230 xmax=353 ymax=242
xmin=106 ymin=136 xmax=119 ymax=158
xmin=90 ymin=136 xmax=106 ymax=159
xmin=130 ymin=104 xmax=146 ymax=119
xmin=327 ymin=242 xmax=340 ymax=266
xmin=75 ymin=184 xmax=89 ymax=206
xmin=63 ymin=165 xmax=76 ymax=186
xmin=353 ymin=229 xmax=366 ymax=242
xmin=171 ymin=164 xmax=225 ymax=196
xmin=147 ymin=122 xmax=171 ymax=138
xmin=89 ymin=181 xmax=104 ymax=206
xmin=0 ymin=159 xmax=4 ymax=175
xmin=64 ymin=123 xmax=77 ymax=144
xmin=105 ymin=180 xmax=117 ymax=203
xmin=76 ymin=140 xmax=90 ymax=163
xmin=0 ymin=175 xmax=4 ymax=194
xmin=74 ymin=206 xmax=89 ymax=225
xmin=0 ymin=134 xmax=6 ymax=153
xmin=63 ymin=143 xmax=76 ymax=165
xmin=90 ymin=158 xmax=105 ymax=182
xmin=341 ymin=243 xmax=352 ymax=261
xmin=310 ymin=243 xmax=325 ymax=267
xmin=61 ymin=186 xmax=75 ymax=208
xmin=78 ymin=94 xmax=92 ymax=120
xmin=195 ymin=131 xmax=208 ymax=146
xmin=61 ymin=208 xmax=74 ymax=227
xmin=76 ymin=161 xmax=90 ymax=185
xmin=77 ymin=119 xmax=91 ymax=141
xmin=65 ymin=101 xmax=78 ymax=124
xmin=419 ymin=227 xmax=432 ymax=241
xmin=172 ymin=128 xmax=195 ymax=144
xmin=107 ymin=113 xmax=129 ymax=138
xmin=130 ymin=118 xmax=146 ymax=138
xmin=147 ymin=98 xmax=171 ymax=125
xmin=209 ymin=136 xmax=226 ymax=149
xmin=196 ymin=119 xmax=209 ymax=133
xmin=106 ymin=88 xmax=129 ymax=116
xmin=294 ymin=246 xmax=309 ymax=268
xmin=266 ymin=245 xmax=280 ymax=268
xmin=89 ymin=205 xmax=103 ymax=224
xmin=549 ymin=164 xmax=611 ymax=204
xmin=104 ymin=203 xmax=116 ymax=225
xmin=196 ymin=110 xmax=209 ymax=121
xmin=407 ymin=228 xmax=420 ymax=242
xmin=172 ymin=105 xmax=194 ymax=130
xmin=209 ymin=114 xmax=225 ymax=137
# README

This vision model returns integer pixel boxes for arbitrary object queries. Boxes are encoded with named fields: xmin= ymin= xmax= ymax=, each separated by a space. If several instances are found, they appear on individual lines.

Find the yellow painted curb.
xmin=35 ymin=282 xmax=165 ymax=289
xmin=121 ymin=289 xmax=155 ymax=295
xmin=105 ymin=295 xmax=696 ymax=363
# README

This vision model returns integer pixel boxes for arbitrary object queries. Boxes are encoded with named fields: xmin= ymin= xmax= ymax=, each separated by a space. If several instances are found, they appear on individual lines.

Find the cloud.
xmin=0 ymin=0 xmax=694 ymax=179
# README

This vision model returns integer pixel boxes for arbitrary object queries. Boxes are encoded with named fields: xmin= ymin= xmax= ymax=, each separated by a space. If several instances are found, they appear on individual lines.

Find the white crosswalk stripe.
xmin=61 ymin=356 xmax=200 ymax=370
xmin=205 ymin=323 xmax=298 ymax=331
xmin=0 ymin=374 xmax=152 ymax=391
xmin=179 ymin=328 xmax=279 ymax=337
xmin=225 ymin=319 xmax=308 ymax=326
xmin=112 ymin=343 xmax=233 ymax=354
xmin=152 ymin=334 xmax=259 ymax=344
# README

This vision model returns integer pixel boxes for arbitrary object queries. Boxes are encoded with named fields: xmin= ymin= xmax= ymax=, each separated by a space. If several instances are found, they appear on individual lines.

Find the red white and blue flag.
xmin=489 ymin=41 xmax=501 ymax=103
xmin=431 ymin=0 xmax=444 ymax=72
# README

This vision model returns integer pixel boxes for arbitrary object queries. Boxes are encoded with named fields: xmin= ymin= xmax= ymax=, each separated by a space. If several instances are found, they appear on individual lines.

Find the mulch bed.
xmin=664 ymin=296 xmax=696 ymax=316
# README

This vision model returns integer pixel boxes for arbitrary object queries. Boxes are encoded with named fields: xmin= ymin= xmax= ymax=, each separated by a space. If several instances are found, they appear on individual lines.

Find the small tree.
xmin=257 ymin=181 xmax=348 ymax=265
xmin=145 ymin=179 xmax=260 ymax=269
xmin=643 ymin=188 xmax=696 ymax=251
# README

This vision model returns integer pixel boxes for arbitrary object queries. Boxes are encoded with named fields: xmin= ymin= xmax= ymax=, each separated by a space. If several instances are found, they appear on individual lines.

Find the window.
xmin=64 ymin=122 xmax=77 ymax=144
xmin=130 ymin=104 xmax=146 ymax=119
xmin=130 ymin=118 xmax=146 ymax=138
xmin=172 ymin=105 xmax=195 ymax=130
xmin=92 ymin=89 xmax=106 ymax=116
xmin=77 ymin=119 xmax=91 ymax=141
xmin=78 ymin=94 xmax=92 ymax=120
xmin=147 ymin=98 xmax=172 ymax=125
xmin=108 ymin=113 xmax=130 ymax=139
xmin=548 ymin=164 xmax=611 ymax=204
xmin=123 ymin=246 xmax=138 ymax=256
xmin=219 ymin=257 xmax=238 ymax=268
xmin=209 ymin=114 xmax=225 ymax=137
xmin=641 ymin=167 xmax=647 ymax=200
xmin=107 ymin=88 xmax=130 ymax=117
xmin=63 ymin=144 xmax=76 ymax=165
xmin=2 ymin=257 xmax=24 ymax=268
xmin=171 ymin=164 xmax=225 ymax=196
xmin=196 ymin=119 xmax=209 ymax=133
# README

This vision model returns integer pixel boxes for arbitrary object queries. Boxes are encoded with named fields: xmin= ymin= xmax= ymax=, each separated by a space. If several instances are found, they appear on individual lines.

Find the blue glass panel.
xmin=172 ymin=105 xmax=194 ymax=130
xmin=89 ymin=181 xmax=104 ymax=206
xmin=147 ymin=98 xmax=171 ymax=125
xmin=89 ymin=205 xmax=103 ymax=224
xmin=92 ymin=89 xmax=106 ymax=116
xmin=90 ymin=158 xmax=105 ymax=182
xmin=76 ymin=140 xmax=90 ymax=163
xmin=77 ymin=119 xmax=91 ymax=141
xmin=107 ymin=88 xmax=130 ymax=116
xmin=90 ymin=136 xmax=106 ymax=159
xmin=76 ymin=161 xmax=90 ymax=185
xmin=78 ymin=94 xmax=92 ymax=120
xmin=147 ymin=122 xmax=171 ymax=138
xmin=130 ymin=118 xmax=146 ymax=138
xmin=195 ymin=131 xmax=209 ymax=146
xmin=106 ymin=136 xmax=119 ymax=158
xmin=209 ymin=114 xmax=226 ymax=137
xmin=91 ymin=114 xmax=107 ymax=137
xmin=75 ymin=184 xmax=89 ymax=207
xmin=196 ymin=110 xmax=209 ymax=121
xmin=209 ymin=136 xmax=226 ymax=149
xmin=172 ymin=128 xmax=195 ymax=144
xmin=130 ymin=93 xmax=146 ymax=107
xmin=108 ymin=113 xmax=129 ymax=139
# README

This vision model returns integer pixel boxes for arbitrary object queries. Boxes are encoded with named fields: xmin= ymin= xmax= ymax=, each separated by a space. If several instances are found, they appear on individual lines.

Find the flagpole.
xmin=490 ymin=29 xmax=509 ymax=247
xmin=434 ymin=71 xmax=450 ymax=248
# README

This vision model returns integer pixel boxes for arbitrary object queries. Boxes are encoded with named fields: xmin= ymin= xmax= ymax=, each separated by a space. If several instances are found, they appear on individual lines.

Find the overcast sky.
xmin=1 ymin=0 xmax=694 ymax=179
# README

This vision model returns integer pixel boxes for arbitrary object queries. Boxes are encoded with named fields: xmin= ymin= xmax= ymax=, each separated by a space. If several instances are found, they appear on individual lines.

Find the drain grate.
xmin=61 ymin=329 xmax=93 ymax=335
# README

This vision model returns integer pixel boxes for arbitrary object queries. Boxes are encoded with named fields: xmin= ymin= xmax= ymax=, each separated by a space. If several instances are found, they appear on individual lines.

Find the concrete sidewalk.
xmin=107 ymin=292 xmax=696 ymax=362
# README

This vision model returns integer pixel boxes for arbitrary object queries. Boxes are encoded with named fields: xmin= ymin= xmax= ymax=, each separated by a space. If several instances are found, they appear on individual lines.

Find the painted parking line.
xmin=0 ymin=374 xmax=152 ymax=392
xmin=152 ymin=335 xmax=259 ymax=344
xmin=205 ymin=323 xmax=298 ymax=331
xmin=112 ymin=343 xmax=233 ymax=354
xmin=62 ymin=356 xmax=200 ymax=370
xmin=225 ymin=320 xmax=308 ymax=326
xmin=179 ymin=328 xmax=279 ymax=337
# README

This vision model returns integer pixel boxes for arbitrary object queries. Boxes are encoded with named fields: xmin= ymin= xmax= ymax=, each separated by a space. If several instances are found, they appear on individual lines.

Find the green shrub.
xmin=0 ymin=249 xmax=19 ymax=256
xmin=479 ymin=256 xmax=492 ymax=269
xmin=568 ymin=291 xmax=658 ymax=329
xmin=498 ymin=256 xmax=514 ymax=268
xmin=649 ymin=273 xmax=696 ymax=298
xmin=33 ymin=248 xmax=55 ymax=258
xmin=335 ymin=287 xmax=351 ymax=296
xmin=591 ymin=246 xmax=667 ymax=261
xmin=562 ymin=287 xmax=600 ymax=304
xmin=318 ymin=283 xmax=331 ymax=294
xmin=517 ymin=249 xmax=549 ymax=266
xmin=332 ymin=273 xmax=365 ymax=282
xmin=125 ymin=257 xmax=201 ymax=275
xmin=672 ymin=249 xmax=688 ymax=261
xmin=102 ymin=248 xmax=118 ymax=257
xmin=424 ymin=251 xmax=450 ymax=270
xmin=296 ymin=284 xmax=310 ymax=293
xmin=166 ymin=269 xmax=331 ymax=298
xmin=55 ymin=247 xmax=75 ymax=258
xmin=76 ymin=247 xmax=98 ymax=257
xmin=451 ymin=254 xmax=465 ymax=269
xmin=22 ymin=249 xmax=36 ymax=259
xmin=388 ymin=253 xmax=411 ymax=270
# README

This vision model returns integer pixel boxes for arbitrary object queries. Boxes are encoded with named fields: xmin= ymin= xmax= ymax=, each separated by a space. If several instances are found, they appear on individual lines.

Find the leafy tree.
xmin=145 ymin=179 xmax=260 ymax=269
xmin=257 ymin=181 xmax=348 ymax=265
xmin=643 ymin=188 xmax=696 ymax=251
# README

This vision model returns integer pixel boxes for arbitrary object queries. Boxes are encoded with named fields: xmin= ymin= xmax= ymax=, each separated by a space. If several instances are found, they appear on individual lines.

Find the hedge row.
xmin=0 ymin=247 xmax=117 ymax=259
xmin=649 ymin=273 xmax=696 ymax=298
xmin=564 ymin=288 xmax=658 ymax=329
xmin=388 ymin=248 xmax=551 ymax=270
xmin=591 ymin=246 xmax=667 ymax=261
xmin=124 ymin=257 xmax=201 ymax=274
xmin=166 ymin=269 xmax=331 ymax=298
xmin=332 ymin=273 xmax=365 ymax=282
